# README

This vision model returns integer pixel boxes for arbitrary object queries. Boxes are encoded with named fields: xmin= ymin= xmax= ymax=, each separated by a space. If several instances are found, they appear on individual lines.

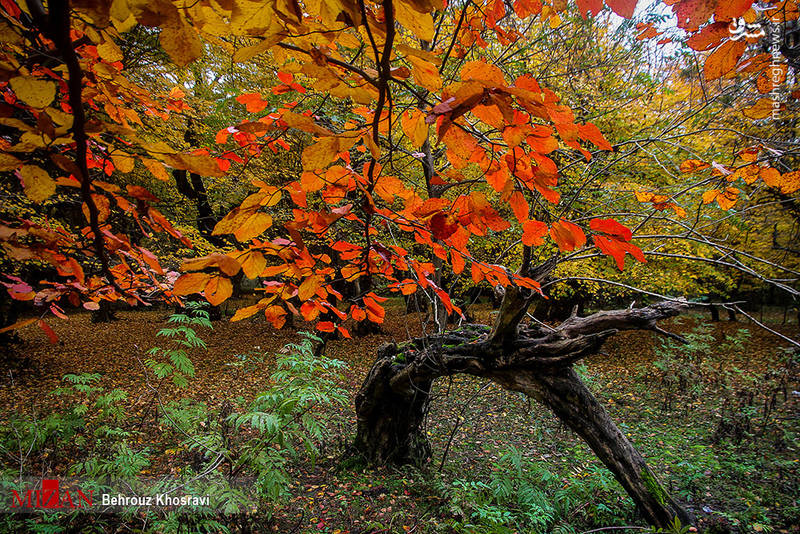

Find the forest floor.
xmin=1 ymin=300 xmax=798 ymax=534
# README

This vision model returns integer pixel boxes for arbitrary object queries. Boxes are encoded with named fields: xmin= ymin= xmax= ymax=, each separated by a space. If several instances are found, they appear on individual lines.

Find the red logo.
xmin=11 ymin=479 xmax=93 ymax=509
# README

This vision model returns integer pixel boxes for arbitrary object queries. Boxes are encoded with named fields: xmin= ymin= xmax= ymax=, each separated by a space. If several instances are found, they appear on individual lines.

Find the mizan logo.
xmin=11 ymin=479 xmax=93 ymax=510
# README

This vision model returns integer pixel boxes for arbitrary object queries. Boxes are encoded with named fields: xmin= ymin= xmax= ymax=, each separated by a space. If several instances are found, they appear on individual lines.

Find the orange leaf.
xmin=549 ymin=219 xmax=586 ymax=251
xmin=521 ymin=220 xmax=548 ymax=246
xmin=0 ymin=317 xmax=38 ymax=334
xmin=173 ymin=273 xmax=213 ymax=295
xmin=779 ymin=171 xmax=800 ymax=194
xmin=204 ymin=276 xmax=233 ymax=306
xmin=760 ymin=167 xmax=782 ymax=188
xmin=350 ymin=305 xmax=367 ymax=321
xmin=687 ymin=22 xmax=730 ymax=51
xmin=680 ymin=159 xmax=710 ymax=173
xmin=509 ymin=191 xmax=529 ymax=222
xmin=704 ymin=39 xmax=747 ymax=81
xmin=298 ymin=275 xmax=321 ymax=301
xmin=236 ymin=93 xmax=269 ymax=113
xmin=264 ymin=305 xmax=287 ymax=328
xmin=461 ymin=60 xmax=506 ymax=86
xmin=577 ymin=122 xmax=612 ymax=150
xmin=715 ymin=0 xmax=753 ymax=21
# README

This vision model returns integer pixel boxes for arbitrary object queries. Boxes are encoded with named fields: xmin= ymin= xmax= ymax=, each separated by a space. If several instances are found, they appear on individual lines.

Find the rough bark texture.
xmin=354 ymin=343 xmax=433 ymax=465
xmin=353 ymin=301 xmax=694 ymax=529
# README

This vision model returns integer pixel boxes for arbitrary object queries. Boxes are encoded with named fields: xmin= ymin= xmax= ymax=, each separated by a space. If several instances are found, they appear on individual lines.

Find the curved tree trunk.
xmin=492 ymin=367 xmax=693 ymax=528
xmin=353 ymin=302 xmax=694 ymax=529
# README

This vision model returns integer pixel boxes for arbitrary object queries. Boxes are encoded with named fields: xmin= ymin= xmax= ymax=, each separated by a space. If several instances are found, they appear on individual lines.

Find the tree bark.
xmin=353 ymin=301 xmax=694 ymax=529
xmin=354 ymin=343 xmax=433 ymax=464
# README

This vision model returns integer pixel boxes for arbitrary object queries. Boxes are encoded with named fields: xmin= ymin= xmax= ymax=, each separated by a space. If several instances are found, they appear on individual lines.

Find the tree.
xmin=1 ymin=0 xmax=799 ymax=529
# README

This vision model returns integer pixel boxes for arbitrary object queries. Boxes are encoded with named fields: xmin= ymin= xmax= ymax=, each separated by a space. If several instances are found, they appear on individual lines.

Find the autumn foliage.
xmin=0 ymin=0 xmax=798 ymax=342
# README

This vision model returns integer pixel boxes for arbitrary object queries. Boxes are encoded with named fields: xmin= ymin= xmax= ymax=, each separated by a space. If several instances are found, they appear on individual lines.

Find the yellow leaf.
xmin=128 ymin=0 xmax=179 ymax=27
xmin=0 ymin=153 xmax=22 ymax=171
xmin=394 ymin=1 xmax=434 ymax=41
xmin=233 ymin=34 xmax=282 ymax=62
xmin=180 ymin=253 xmax=241 ymax=276
xmin=166 ymin=153 xmax=224 ymax=177
xmin=302 ymin=136 xmax=357 ymax=170
xmin=298 ymin=275 xmax=321 ymax=301
xmin=259 ymin=186 xmax=282 ymax=207
xmin=234 ymin=211 xmax=272 ymax=242
xmin=142 ymin=158 xmax=170 ymax=181
xmin=205 ymin=276 xmax=233 ymax=305
xmin=10 ymin=76 xmax=56 ymax=109
xmin=97 ymin=40 xmax=124 ymax=62
xmin=231 ymin=304 xmax=262 ymax=321
xmin=213 ymin=208 xmax=251 ymax=235
xmin=160 ymin=20 xmax=203 ymax=68
xmin=236 ymin=249 xmax=267 ymax=279
xmin=401 ymin=110 xmax=428 ymax=148
xmin=282 ymin=111 xmax=334 ymax=136
xmin=112 ymin=152 xmax=135 ymax=173
xmin=20 ymin=165 xmax=56 ymax=202
xmin=742 ymin=98 xmax=777 ymax=119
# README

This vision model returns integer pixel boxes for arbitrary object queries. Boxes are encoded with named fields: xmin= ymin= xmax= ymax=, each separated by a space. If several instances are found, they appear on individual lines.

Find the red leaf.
xmin=594 ymin=235 xmax=647 ymax=271
xmin=236 ymin=93 xmax=269 ymax=113
xmin=590 ymin=218 xmax=632 ymax=241
xmin=430 ymin=212 xmax=459 ymax=240
xmin=316 ymin=321 xmax=335 ymax=332
xmin=38 ymin=319 xmax=58 ymax=344
xmin=605 ymin=0 xmax=637 ymax=18
xmin=576 ymin=0 xmax=603 ymax=17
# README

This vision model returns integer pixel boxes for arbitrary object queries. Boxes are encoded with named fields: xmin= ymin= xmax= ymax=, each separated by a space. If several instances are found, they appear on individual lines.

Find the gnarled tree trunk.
xmin=353 ymin=301 xmax=694 ymax=529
